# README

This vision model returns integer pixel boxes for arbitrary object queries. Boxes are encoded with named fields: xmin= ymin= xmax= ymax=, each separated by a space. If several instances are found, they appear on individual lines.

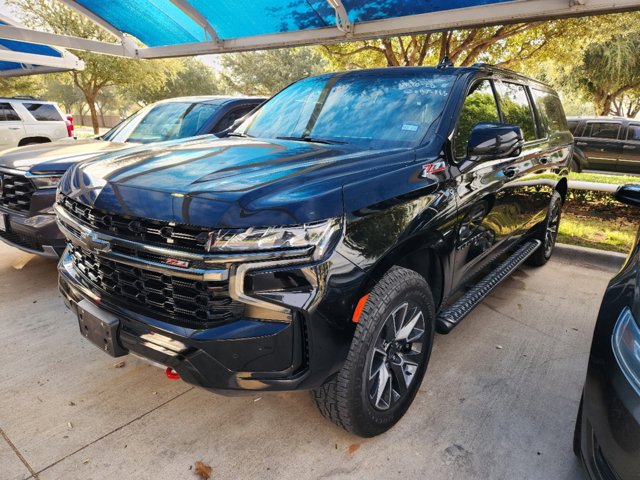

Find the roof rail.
xmin=437 ymin=56 xmax=454 ymax=70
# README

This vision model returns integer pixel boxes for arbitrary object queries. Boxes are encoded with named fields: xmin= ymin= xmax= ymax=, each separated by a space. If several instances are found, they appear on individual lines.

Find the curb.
xmin=554 ymin=243 xmax=627 ymax=272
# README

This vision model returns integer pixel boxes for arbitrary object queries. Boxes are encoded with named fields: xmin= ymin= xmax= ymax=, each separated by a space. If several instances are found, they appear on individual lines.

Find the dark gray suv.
xmin=569 ymin=116 xmax=640 ymax=173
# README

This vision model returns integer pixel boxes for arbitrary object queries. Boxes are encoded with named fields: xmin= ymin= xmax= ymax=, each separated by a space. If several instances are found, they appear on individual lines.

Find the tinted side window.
xmin=495 ymin=82 xmax=537 ymax=141
xmin=453 ymin=79 xmax=500 ymax=160
xmin=24 ymin=103 xmax=62 ymax=121
xmin=627 ymin=124 xmax=640 ymax=141
xmin=531 ymin=89 xmax=568 ymax=135
xmin=587 ymin=122 xmax=621 ymax=140
xmin=567 ymin=120 xmax=580 ymax=135
xmin=214 ymin=105 xmax=256 ymax=133
xmin=0 ymin=103 xmax=20 ymax=121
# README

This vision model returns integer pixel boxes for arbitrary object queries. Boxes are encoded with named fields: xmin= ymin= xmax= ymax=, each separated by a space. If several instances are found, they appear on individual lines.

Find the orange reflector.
xmin=352 ymin=294 xmax=369 ymax=323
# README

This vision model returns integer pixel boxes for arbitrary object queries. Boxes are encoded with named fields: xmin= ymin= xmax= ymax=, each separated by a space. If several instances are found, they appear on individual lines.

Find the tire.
xmin=573 ymin=394 xmax=584 ymax=457
xmin=526 ymin=191 xmax=563 ymax=267
xmin=569 ymin=158 xmax=580 ymax=173
xmin=311 ymin=266 xmax=436 ymax=437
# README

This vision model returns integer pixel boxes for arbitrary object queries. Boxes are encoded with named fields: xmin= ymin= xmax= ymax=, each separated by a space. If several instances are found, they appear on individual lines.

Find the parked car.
xmin=574 ymin=184 xmax=640 ymax=480
xmin=0 ymin=97 xmax=71 ymax=150
xmin=0 ymin=96 xmax=264 ymax=257
xmin=568 ymin=116 xmax=640 ymax=174
xmin=56 ymin=65 xmax=572 ymax=437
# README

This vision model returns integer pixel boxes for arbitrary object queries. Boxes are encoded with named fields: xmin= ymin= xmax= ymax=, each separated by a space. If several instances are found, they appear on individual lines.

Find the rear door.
xmin=618 ymin=123 xmax=640 ymax=174
xmin=0 ymin=102 xmax=25 ymax=150
xmin=22 ymin=102 xmax=67 ymax=141
xmin=576 ymin=121 xmax=623 ymax=172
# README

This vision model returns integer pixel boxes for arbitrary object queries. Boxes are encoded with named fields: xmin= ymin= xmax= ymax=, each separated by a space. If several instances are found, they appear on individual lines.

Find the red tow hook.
xmin=165 ymin=367 xmax=180 ymax=380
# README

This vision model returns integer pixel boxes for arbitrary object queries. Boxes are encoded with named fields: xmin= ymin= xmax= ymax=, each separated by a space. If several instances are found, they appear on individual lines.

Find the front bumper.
xmin=579 ymin=343 xmax=640 ymax=479
xmin=58 ymin=239 xmax=364 ymax=393
xmin=0 ymin=208 xmax=64 ymax=257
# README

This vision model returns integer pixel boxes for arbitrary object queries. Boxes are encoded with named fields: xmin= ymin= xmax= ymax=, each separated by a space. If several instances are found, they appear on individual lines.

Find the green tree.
xmin=129 ymin=58 xmax=224 ymax=105
xmin=8 ymin=0 xmax=180 ymax=133
xmin=571 ymin=32 xmax=640 ymax=116
xmin=0 ymin=75 xmax=45 ymax=97
xmin=44 ymin=75 xmax=84 ymax=114
xmin=220 ymin=47 xmax=328 ymax=96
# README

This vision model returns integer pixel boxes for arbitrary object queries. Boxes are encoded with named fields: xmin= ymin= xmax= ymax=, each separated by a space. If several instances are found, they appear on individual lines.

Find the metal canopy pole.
xmin=168 ymin=0 xmax=221 ymax=45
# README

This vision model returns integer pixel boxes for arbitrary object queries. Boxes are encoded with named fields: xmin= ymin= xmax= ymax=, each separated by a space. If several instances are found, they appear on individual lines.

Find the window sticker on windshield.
xmin=402 ymin=123 xmax=419 ymax=132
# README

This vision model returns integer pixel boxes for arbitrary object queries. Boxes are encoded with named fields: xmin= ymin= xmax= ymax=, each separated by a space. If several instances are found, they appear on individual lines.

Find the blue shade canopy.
xmin=70 ymin=0 xmax=516 ymax=43
xmin=0 ymin=0 xmax=637 ymax=59
xmin=0 ymin=17 xmax=83 ymax=76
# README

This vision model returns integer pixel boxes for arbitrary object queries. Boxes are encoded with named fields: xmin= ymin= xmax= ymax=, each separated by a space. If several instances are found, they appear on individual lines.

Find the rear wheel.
xmin=311 ymin=266 xmax=436 ymax=437
xmin=526 ymin=191 xmax=562 ymax=267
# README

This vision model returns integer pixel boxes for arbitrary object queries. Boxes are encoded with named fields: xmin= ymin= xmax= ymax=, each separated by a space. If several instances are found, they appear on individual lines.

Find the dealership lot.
xmin=0 ymin=242 xmax=624 ymax=480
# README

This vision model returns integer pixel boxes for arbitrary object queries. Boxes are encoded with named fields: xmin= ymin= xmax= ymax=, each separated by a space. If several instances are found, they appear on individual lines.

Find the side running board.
xmin=436 ymin=240 xmax=542 ymax=334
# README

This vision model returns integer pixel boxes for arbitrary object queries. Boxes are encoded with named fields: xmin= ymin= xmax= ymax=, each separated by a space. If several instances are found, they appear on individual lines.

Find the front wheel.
xmin=526 ymin=191 xmax=563 ymax=267
xmin=311 ymin=266 xmax=436 ymax=437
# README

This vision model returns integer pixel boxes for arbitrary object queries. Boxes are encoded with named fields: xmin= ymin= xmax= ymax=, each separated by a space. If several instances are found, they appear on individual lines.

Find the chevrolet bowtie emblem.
xmin=80 ymin=231 xmax=111 ymax=253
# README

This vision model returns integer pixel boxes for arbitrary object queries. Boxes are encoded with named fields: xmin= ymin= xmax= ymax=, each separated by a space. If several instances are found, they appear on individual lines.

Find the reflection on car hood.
xmin=0 ymin=138 xmax=131 ymax=173
xmin=60 ymin=136 xmax=414 ymax=228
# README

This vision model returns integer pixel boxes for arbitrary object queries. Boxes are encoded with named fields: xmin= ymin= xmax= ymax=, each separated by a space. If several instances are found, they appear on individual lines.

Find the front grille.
xmin=68 ymin=244 xmax=244 ymax=329
xmin=60 ymin=195 xmax=211 ymax=253
xmin=0 ymin=228 xmax=43 ymax=252
xmin=0 ymin=171 xmax=35 ymax=213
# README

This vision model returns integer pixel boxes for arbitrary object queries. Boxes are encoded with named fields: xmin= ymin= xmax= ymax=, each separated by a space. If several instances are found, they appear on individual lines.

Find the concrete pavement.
xmin=0 ymin=242 xmax=622 ymax=480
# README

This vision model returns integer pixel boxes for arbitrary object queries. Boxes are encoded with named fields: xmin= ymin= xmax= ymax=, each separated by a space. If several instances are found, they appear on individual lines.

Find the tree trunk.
xmin=86 ymin=95 xmax=100 ymax=134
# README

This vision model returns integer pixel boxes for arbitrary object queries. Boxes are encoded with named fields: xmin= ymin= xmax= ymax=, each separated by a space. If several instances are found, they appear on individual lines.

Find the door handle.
xmin=503 ymin=166 xmax=517 ymax=179
xmin=576 ymin=141 xmax=588 ymax=147
xmin=623 ymin=145 xmax=635 ymax=150
xmin=8 ymin=127 xmax=20 ymax=130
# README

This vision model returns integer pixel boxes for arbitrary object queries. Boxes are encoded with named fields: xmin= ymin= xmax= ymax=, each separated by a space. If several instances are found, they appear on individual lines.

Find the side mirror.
xmin=614 ymin=184 xmax=640 ymax=207
xmin=468 ymin=122 xmax=524 ymax=161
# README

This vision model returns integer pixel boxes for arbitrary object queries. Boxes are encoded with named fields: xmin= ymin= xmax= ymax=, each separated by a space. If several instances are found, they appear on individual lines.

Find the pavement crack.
xmin=1 ymin=426 xmax=40 ymax=479
xmin=34 ymin=387 xmax=194 ymax=476
xmin=481 ymin=301 xmax=580 ymax=349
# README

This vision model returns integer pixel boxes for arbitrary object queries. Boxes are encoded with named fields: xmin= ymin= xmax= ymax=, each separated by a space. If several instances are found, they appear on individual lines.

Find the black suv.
xmin=56 ymin=65 xmax=572 ymax=437
xmin=569 ymin=116 xmax=640 ymax=173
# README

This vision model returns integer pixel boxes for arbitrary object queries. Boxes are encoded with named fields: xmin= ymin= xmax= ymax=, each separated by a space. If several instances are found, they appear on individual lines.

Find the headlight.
xmin=28 ymin=175 xmax=62 ymax=189
xmin=612 ymin=307 xmax=640 ymax=395
xmin=208 ymin=218 xmax=342 ymax=260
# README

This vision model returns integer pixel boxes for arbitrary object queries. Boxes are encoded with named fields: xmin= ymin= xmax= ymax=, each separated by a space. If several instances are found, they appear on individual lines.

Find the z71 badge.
xmin=420 ymin=161 xmax=447 ymax=178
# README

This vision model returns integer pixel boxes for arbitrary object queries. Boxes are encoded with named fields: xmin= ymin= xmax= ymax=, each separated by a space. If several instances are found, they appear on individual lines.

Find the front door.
xmin=577 ymin=121 xmax=623 ymax=172
xmin=0 ymin=103 xmax=24 ymax=150
xmin=450 ymin=78 xmax=524 ymax=291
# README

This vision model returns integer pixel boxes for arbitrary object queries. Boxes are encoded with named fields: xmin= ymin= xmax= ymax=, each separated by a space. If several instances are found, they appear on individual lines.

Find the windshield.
xmin=102 ymin=101 xmax=220 ymax=144
xmin=239 ymin=72 xmax=455 ymax=149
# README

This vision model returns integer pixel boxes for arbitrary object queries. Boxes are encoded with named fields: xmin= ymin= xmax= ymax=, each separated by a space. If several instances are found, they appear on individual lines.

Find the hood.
xmin=0 ymin=138 xmax=131 ymax=173
xmin=61 ymin=136 xmax=415 ymax=228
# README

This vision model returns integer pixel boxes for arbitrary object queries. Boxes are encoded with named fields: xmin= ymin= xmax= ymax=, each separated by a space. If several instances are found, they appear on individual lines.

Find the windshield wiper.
xmin=226 ymin=131 xmax=252 ymax=138
xmin=276 ymin=136 xmax=347 ymax=145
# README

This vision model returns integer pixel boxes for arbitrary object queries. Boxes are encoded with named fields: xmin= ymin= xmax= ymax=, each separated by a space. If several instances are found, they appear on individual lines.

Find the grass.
xmin=568 ymin=171 xmax=640 ymax=185
xmin=558 ymin=211 xmax=636 ymax=253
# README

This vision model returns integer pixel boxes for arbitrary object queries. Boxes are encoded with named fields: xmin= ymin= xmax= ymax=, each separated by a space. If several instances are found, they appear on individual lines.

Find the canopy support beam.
xmin=56 ymin=0 xmax=126 ymax=40
xmin=327 ymin=0 xmax=352 ymax=33
xmin=168 ymin=0 xmax=220 ymax=44
xmin=0 ymin=49 xmax=84 ymax=70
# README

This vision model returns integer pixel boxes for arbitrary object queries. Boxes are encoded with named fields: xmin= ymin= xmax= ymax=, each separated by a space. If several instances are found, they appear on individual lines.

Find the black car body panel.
xmin=577 ymin=186 xmax=640 ymax=479
xmin=56 ymin=66 xmax=572 ymax=395
xmin=0 ymin=97 xmax=264 ymax=256
xmin=569 ymin=116 xmax=640 ymax=174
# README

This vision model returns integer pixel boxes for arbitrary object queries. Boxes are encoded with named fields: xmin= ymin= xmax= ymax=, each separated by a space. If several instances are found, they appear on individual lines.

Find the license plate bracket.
xmin=76 ymin=299 xmax=127 ymax=357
